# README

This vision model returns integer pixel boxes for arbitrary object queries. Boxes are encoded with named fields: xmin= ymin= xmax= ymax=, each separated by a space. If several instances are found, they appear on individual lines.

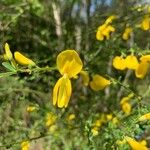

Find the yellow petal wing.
xmin=125 ymin=55 xmax=139 ymax=70
xmin=90 ymin=74 xmax=111 ymax=91
xmin=14 ymin=51 xmax=35 ymax=66
xmin=135 ymin=61 xmax=149 ymax=79
xmin=57 ymin=50 xmax=83 ymax=78
xmin=138 ymin=112 xmax=150 ymax=121
xmin=121 ymin=102 xmax=131 ymax=115
xmin=141 ymin=17 xmax=150 ymax=31
xmin=140 ymin=55 xmax=150 ymax=62
xmin=112 ymin=56 xmax=126 ymax=70
xmin=53 ymin=75 xmax=72 ymax=108
xmin=125 ymin=136 xmax=148 ymax=150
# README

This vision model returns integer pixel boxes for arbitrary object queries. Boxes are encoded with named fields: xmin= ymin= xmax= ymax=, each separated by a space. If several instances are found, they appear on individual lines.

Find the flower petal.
xmin=122 ymin=27 xmax=132 ymax=40
xmin=140 ymin=55 xmax=150 ymax=62
xmin=96 ymin=30 xmax=104 ymax=41
xmin=90 ymin=74 xmax=111 ymax=91
xmin=141 ymin=17 xmax=150 ymax=31
xmin=14 ymin=51 xmax=35 ymax=66
xmin=125 ymin=55 xmax=139 ymax=70
xmin=125 ymin=136 xmax=148 ymax=150
xmin=138 ymin=112 xmax=150 ymax=121
xmin=120 ymin=93 xmax=134 ymax=105
xmin=112 ymin=56 xmax=126 ymax=70
xmin=121 ymin=102 xmax=131 ymax=115
xmin=53 ymin=75 xmax=72 ymax=108
xmin=53 ymin=77 xmax=63 ymax=106
xmin=57 ymin=50 xmax=83 ymax=78
xmin=135 ymin=61 xmax=149 ymax=79
xmin=105 ymin=15 xmax=117 ymax=24
xmin=21 ymin=141 xmax=30 ymax=150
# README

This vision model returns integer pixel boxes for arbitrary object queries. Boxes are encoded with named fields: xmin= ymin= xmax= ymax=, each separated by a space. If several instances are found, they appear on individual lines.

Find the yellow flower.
xmin=67 ymin=113 xmax=76 ymax=121
xmin=107 ymin=25 xmax=115 ymax=32
xmin=96 ymin=24 xmax=115 ymax=41
xmin=138 ymin=112 xmax=150 ymax=121
xmin=112 ymin=117 xmax=119 ymax=124
xmin=96 ymin=32 xmax=104 ymax=41
xmin=102 ymin=25 xmax=115 ymax=39
xmin=135 ymin=61 xmax=149 ymax=79
xmin=57 ymin=50 xmax=83 ymax=78
xmin=48 ymin=124 xmax=57 ymax=133
xmin=21 ymin=141 xmax=29 ymax=150
xmin=80 ymin=70 xmax=89 ymax=86
xmin=120 ymin=93 xmax=134 ymax=105
xmin=121 ymin=102 xmax=131 ymax=115
xmin=106 ymin=114 xmax=113 ymax=121
xmin=120 ymin=94 xmax=134 ymax=115
xmin=96 ymin=24 xmax=107 ymax=41
xmin=90 ymin=74 xmax=111 ymax=91
xmin=140 ymin=55 xmax=150 ymax=62
xmin=4 ymin=43 xmax=13 ymax=60
xmin=122 ymin=27 xmax=133 ymax=40
xmin=93 ymin=119 xmax=103 ymax=127
xmin=53 ymin=74 xmax=72 ymax=108
xmin=53 ymin=50 xmax=83 ymax=108
xmin=141 ymin=17 xmax=150 ymax=30
xmin=26 ymin=106 xmax=36 ymax=112
xmin=46 ymin=112 xmax=57 ymax=127
xmin=125 ymin=55 xmax=139 ymax=70
xmin=125 ymin=136 xmax=148 ymax=150
xmin=139 ymin=140 xmax=147 ymax=146
xmin=14 ymin=51 xmax=35 ymax=66
xmin=91 ymin=127 xmax=99 ymax=136
xmin=105 ymin=15 xmax=117 ymax=24
xmin=112 ymin=56 xmax=126 ymax=70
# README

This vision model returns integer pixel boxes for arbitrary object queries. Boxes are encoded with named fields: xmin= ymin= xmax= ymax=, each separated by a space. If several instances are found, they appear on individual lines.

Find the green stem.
xmin=106 ymin=74 xmax=142 ymax=101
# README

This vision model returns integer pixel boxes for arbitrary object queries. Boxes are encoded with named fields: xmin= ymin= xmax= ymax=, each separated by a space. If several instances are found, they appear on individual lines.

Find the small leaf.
xmin=2 ymin=62 xmax=16 ymax=72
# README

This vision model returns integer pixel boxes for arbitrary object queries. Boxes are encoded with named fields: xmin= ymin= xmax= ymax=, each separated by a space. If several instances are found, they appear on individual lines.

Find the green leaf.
xmin=0 ymin=72 xmax=17 ymax=78
xmin=2 ymin=62 xmax=17 ymax=72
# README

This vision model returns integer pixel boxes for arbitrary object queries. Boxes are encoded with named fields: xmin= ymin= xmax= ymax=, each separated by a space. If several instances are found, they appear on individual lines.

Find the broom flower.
xmin=53 ymin=50 xmax=83 ymax=108
xmin=14 ymin=51 xmax=36 ymax=66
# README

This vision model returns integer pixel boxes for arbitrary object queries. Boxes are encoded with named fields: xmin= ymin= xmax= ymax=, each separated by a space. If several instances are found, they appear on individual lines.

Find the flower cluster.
xmin=91 ymin=113 xmax=119 ymax=136
xmin=96 ymin=15 xmax=116 ymax=41
xmin=113 ymin=54 xmax=150 ymax=79
xmin=96 ymin=11 xmax=150 ymax=42
xmin=45 ymin=112 xmax=57 ymax=133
